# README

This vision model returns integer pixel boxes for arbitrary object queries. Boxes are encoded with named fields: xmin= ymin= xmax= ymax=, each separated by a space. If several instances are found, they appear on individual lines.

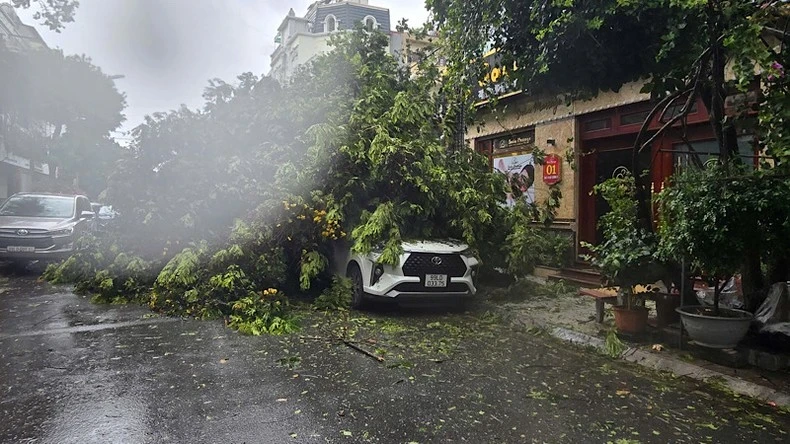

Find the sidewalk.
xmin=484 ymin=278 xmax=790 ymax=407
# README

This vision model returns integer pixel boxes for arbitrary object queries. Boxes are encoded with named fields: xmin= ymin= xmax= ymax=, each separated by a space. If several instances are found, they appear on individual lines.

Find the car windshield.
xmin=0 ymin=195 xmax=74 ymax=218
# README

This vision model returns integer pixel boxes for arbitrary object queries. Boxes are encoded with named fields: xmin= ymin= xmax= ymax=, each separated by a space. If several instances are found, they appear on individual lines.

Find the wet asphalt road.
xmin=1 ymin=271 xmax=789 ymax=444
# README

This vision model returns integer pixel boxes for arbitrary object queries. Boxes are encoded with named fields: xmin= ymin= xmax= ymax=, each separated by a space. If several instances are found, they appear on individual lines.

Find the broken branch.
xmin=343 ymin=340 xmax=385 ymax=362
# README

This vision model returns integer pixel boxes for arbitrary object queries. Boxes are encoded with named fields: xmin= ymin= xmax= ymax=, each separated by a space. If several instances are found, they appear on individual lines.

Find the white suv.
xmin=338 ymin=240 xmax=479 ymax=308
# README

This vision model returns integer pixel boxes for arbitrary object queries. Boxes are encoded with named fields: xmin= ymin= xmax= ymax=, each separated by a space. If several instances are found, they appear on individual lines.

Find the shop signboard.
xmin=473 ymin=50 xmax=520 ymax=104
xmin=493 ymin=130 xmax=535 ymax=153
xmin=542 ymin=154 xmax=561 ymax=185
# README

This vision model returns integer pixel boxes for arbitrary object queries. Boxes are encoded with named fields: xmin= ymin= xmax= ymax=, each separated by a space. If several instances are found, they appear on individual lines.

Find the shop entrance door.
xmin=578 ymin=146 xmax=634 ymax=257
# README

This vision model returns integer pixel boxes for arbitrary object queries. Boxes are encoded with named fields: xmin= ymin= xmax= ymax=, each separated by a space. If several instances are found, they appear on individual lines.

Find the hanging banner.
xmin=493 ymin=152 xmax=535 ymax=207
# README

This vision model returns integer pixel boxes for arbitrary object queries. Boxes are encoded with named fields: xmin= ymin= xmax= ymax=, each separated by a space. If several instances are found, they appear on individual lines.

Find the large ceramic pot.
xmin=676 ymin=306 xmax=754 ymax=349
xmin=613 ymin=306 xmax=649 ymax=334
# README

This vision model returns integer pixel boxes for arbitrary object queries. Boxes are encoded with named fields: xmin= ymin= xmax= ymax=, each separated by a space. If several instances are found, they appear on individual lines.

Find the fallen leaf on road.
xmin=341 ymin=430 xmax=352 ymax=436
xmin=276 ymin=398 xmax=287 ymax=402
xmin=616 ymin=389 xmax=630 ymax=396
xmin=219 ymin=358 xmax=228 ymax=364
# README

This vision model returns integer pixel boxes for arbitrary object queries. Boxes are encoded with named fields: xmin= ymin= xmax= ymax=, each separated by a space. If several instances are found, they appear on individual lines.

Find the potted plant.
xmin=657 ymin=165 xmax=754 ymax=348
xmin=584 ymin=174 xmax=662 ymax=334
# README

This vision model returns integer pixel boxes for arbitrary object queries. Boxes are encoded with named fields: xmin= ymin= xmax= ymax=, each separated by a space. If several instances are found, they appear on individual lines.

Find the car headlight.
xmin=50 ymin=227 xmax=74 ymax=236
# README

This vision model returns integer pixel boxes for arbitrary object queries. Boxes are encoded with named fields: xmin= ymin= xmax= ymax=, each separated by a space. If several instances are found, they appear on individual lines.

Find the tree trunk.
xmin=742 ymin=247 xmax=765 ymax=312
xmin=704 ymin=0 xmax=740 ymax=165
xmin=714 ymin=281 xmax=721 ymax=314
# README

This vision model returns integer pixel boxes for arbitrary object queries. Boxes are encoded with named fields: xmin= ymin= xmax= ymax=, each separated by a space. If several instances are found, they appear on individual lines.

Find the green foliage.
xmin=229 ymin=288 xmax=298 ymax=336
xmin=149 ymin=241 xmax=288 ymax=318
xmin=605 ymin=329 xmax=626 ymax=359
xmin=584 ymin=174 xmax=660 ymax=308
xmin=506 ymin=208 xmax=573 ymax=276
xmin=154 ymin=244 xmax=208 ymax=295
xmin=104 ymin=74 xmax=292 ymax=257
xmin=43 ymin=235 xmax=157 ymax=304
xmin=314 ymin=276 xmax=353 ymax=311
xmin=656 ymin=165 xmax=790 ymax=309
xmin=657 ymin=166 xmax=748 ymax=282
xmin=272 ymin=30 xmax=509 ymax=279
xmin=50 ymin=29 xmax=510 ymax=333
xmin=429 ymin=0 xmax=709 ymax=100
xmin=42 ymin=235 xmax=108 ymax=284
xmin=300 ymin=250 xmax=328 ymax=291
xmin=0 ymin=45 xmax=126 ymax=196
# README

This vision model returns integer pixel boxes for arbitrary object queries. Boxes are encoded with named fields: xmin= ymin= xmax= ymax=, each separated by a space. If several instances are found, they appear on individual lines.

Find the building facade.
xmin=0 ymin=4 xmax=46 ymax=52
xmin=0 ymin=4 xmax=58 ymax=199
xmin=270 ymin=0 xmax=412 ymax=83
xmin=467 ymin=78 xmax=756 ymax=270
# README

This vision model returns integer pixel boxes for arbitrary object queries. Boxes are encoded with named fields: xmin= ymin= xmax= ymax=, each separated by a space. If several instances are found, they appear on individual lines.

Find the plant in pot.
xmin=584 ymin=174 xmax=662 ymax=335
xmin=656 ymin=164 xmax=754 ymax=349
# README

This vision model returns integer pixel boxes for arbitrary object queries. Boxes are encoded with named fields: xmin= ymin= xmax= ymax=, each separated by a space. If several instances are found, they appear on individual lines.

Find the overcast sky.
xmin=16 ymin=0 xmax=430 ymax=140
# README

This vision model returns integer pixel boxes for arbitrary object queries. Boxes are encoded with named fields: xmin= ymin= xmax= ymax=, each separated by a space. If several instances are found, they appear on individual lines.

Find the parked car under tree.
xmin=340 ymin=240 xmax=480 ymax=309
xmin=0 ymin=193 xmax=95 ymax=262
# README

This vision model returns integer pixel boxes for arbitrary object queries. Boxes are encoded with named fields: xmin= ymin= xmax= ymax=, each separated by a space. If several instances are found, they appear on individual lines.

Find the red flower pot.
xmin=613 ymin=306 xmax=649 ymax=334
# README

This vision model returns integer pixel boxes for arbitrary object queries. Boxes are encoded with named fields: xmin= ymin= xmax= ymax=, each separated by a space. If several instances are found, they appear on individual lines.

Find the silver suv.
xmin=0 ymin=193 xmax=95 ymax=262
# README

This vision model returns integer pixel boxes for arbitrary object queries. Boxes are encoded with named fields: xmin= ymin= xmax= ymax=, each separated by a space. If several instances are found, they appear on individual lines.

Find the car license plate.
xmin=7 ymin=246 xmax=35 ymax=253
xmin=425 ymin=274 xmax=447 ymax=288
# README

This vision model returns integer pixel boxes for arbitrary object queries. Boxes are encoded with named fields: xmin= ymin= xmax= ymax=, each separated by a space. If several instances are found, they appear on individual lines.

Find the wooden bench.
xmin=579 ymin=287 xmax=618 ymax=323
xmin=580 ymin=286 xmax=678 ymax=324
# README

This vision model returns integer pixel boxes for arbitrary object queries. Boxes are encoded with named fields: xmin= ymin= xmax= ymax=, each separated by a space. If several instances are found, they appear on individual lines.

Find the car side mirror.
xmin=80 ymin=210 xmax=95 ymax=219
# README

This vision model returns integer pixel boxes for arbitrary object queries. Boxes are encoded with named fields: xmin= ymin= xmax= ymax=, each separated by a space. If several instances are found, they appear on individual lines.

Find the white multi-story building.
xmin=271 ymin=0 xmax=427 ymax=83
xmin=0 ymin=3 xmax=46 ymax=52
xmin=0 ymin=3 xmax=56 ymax=198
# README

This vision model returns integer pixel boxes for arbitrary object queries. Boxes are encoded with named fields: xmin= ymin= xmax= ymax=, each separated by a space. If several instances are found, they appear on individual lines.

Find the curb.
xmin=546 ymin=325 xmax=790 ymax=407
xmin=501 ymin=306 xmax=790 ymax=408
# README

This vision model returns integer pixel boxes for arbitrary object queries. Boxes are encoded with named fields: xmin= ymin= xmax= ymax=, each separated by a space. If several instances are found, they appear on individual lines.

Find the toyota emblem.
xmin=16 ymin=229 xmax=29 ymax=236
xmin=431 ymin=256 xmax=443 ymax=265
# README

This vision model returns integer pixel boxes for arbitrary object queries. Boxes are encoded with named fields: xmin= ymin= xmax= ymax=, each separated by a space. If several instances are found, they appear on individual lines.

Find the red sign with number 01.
xmin=543 ymin=154 xmax=562 ymax=185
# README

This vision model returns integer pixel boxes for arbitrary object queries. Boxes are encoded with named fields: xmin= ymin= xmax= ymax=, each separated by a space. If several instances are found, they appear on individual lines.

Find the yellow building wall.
xmin=533 ymin=119 xmax=576 ymax=221
xmin=470 ymin=81 xmax=649 ymax=140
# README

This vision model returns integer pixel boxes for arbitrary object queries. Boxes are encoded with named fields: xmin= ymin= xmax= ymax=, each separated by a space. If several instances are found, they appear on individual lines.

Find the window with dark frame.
xmin=584 ymin=118 xmax=611 ymax=132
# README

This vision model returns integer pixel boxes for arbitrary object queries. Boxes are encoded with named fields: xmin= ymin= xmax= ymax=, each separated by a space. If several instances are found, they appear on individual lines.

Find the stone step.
xmin=548 ymin=266 xmax=602 ymax=287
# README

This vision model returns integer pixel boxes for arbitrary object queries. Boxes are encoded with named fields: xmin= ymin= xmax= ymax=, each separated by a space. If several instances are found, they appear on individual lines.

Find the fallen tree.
xmin=45 ymin=30 xmax=522 ymax=334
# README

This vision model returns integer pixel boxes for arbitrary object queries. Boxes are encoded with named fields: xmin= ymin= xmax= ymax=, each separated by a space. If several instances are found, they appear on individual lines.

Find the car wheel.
xmin=347 ymin=263 xmax=367 ymax=310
